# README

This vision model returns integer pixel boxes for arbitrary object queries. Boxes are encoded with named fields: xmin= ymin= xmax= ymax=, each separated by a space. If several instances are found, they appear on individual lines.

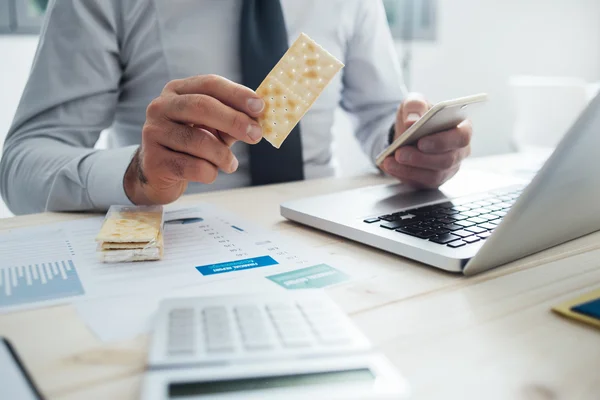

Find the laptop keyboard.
xmin=363 ymin=186 xmax=524 ymax=249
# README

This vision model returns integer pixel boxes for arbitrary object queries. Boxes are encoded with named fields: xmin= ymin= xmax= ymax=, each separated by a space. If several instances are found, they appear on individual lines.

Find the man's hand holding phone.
xmin=380 ymin=93 xmax=476 ymax=189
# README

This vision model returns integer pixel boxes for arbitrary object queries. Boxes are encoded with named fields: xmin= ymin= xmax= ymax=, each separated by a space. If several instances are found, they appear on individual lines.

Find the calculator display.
xmin=168 ymin=368 xmax=375 ymax=397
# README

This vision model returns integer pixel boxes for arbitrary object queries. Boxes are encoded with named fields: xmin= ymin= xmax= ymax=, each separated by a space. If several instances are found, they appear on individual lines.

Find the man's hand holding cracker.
xmin=123 ymin=75 xmax=266 ymax=206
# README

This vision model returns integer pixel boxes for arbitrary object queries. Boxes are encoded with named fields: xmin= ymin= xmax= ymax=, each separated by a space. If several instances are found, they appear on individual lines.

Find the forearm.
xmin=0 ymin=138 xmax=136 ymax=215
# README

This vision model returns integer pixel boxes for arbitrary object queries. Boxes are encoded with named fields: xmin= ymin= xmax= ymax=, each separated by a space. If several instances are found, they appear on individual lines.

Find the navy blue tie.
xmin=239 ymin=0 xmax=305 ymax=185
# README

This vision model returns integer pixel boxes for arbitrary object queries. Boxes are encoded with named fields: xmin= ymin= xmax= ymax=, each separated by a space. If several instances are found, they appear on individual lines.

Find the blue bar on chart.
xmin=0 ymin=260 xmax=85 ymax=308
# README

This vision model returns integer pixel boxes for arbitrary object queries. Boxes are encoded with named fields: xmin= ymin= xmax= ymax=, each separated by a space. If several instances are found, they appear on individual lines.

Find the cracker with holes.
xmin=256 ymin=33 xmax=344 ymax=148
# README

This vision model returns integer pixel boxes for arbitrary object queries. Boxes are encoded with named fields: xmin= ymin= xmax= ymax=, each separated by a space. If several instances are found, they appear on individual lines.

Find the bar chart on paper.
xmin=0 ymin=230 xmax=85 ymax=309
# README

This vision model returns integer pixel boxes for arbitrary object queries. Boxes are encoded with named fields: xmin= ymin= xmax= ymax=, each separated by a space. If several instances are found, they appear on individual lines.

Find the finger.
xmin=162 ymin=74 xmax=265 ymax=117
xmin=382 ymin=157 xmax=456 ymax=189
xmin=153 ymin=148 xmax=220 ymax=184
xmin=417 ymin=119 xmax=473 ymax=154
xmin=156 ymin=94 xmax=263 ymax=144
xmin=142 ymin=122 xmax=238 ymax=174
xmin=192 ymin=124 xmax=237 ymax=147
xmin=399 ymin=93 xmax=430 ymax=129
xmin=394 ymin=145 xmax=470 ymax=171
xmin=216 ymin=131 xmax=237 ymax=147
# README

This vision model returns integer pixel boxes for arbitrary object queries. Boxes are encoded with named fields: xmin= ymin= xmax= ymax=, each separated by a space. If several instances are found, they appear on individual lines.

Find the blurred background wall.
xmin=2 ymin=0 xmax=600 ymax=217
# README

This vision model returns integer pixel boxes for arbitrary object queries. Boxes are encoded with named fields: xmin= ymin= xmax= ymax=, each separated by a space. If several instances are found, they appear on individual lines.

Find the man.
xmin=0 ymin=0 xmax=472 ymax=215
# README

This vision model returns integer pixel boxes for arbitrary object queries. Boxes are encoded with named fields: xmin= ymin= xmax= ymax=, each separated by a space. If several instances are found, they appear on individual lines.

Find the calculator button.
xmin=202 ymin=307 xmax=234 ymax=353
xmin=268 ymin=305 xmax=313 ymax=348
xmin=276 ymin=325 xmax=312 ymax=348
xmin=167 ymin=332 xmax=195 ymax=355
xmin=167 ymin=308 xmax=196 ymax=355
xmin=234 ymin=306 xmax=274 ymax=350
xmin=313 ymin=327 xmax=352 ymax=345
xmin=168 ymin=343 xmax=195 ymax=355
xmin=242 ymin=336 xmax=273 ymax=350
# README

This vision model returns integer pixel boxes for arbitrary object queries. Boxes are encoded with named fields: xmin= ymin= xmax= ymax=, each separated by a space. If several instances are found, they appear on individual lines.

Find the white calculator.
xmin=142 ymin=292 xmax=409 ymax=400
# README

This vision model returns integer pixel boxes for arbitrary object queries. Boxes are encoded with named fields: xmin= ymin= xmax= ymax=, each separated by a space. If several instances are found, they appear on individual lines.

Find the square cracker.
xmin=100 ymin=232 xmax=164 ymax=250
xmin=256 ymin=33 xmax=344 ymax=148
xmin=96 ymin=211 xmax=163 ymax=243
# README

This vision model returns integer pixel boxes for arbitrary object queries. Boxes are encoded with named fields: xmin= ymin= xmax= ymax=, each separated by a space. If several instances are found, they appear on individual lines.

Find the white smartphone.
xmin=375 ymin=93 xmax=489 ymax=166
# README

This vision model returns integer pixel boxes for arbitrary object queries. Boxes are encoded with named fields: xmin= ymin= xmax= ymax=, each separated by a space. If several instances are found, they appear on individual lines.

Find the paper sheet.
xmin=0 ymin=228 xmax=85 ymax=312
xmin=1 ymin=203 xmax=363 ymax=341
xmin=74 ymin=274 xmax=288 ymax=342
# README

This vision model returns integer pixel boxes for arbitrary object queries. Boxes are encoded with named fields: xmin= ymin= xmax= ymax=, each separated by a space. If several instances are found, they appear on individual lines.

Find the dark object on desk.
xmin=0 ymin=337 xmax=45 ymax=400
xmin=552 ymin=289 xmax=600 ymax=330
xmin=572 ymin=297 xmax=600 ymax=321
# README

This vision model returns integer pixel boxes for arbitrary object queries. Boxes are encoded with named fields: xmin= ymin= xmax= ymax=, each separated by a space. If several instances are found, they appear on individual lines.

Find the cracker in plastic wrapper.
xmin=95 ymin=205 xmax=165 ymax=262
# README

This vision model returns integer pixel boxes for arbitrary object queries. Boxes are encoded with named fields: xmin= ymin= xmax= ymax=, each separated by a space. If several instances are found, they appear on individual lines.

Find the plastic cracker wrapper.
xmin=95 ymin=205 xmax=165 ymax=263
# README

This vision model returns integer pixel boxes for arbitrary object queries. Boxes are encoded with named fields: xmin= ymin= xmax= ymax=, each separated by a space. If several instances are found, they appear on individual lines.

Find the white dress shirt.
xmin=0 ymin=0 xmax=406 ymax=215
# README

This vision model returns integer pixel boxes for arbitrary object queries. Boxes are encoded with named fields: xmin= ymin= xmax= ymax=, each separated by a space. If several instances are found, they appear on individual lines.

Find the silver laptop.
xmin=281 ymin=94 xmax=600 ymax=275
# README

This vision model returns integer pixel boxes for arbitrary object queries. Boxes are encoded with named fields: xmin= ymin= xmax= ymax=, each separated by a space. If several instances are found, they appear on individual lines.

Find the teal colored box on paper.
xmin=266 ymin=264 xmax=349 ymax=290
xmin=196 ymin=256 xmax=278 ymax=276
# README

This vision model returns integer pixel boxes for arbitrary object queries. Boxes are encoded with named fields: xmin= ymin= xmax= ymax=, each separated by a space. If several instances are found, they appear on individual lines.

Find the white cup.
xmin=509 ymin=76 xmax=598 ymax=152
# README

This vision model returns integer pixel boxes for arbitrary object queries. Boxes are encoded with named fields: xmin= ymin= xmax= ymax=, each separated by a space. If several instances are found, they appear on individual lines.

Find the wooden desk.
xmin=1 ymin=172 xmax=599 ymax=400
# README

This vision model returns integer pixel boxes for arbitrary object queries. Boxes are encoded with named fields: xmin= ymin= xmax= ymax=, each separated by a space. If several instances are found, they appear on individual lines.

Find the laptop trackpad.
xmin=373 ymin=185 xmax=450 ymax=211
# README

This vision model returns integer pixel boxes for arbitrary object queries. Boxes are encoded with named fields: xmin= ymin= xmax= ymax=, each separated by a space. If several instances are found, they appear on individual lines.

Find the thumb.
xmin=398 ymin=92 xmax=430 ymax=132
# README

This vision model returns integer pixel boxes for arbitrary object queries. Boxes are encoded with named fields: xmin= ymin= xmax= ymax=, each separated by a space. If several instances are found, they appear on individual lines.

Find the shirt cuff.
xmin=86 ymin=145 xmax=137 ymax=210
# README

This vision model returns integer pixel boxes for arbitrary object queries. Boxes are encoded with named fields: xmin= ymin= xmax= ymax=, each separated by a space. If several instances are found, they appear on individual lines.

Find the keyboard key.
xmin=380 ymin=221 xmax=406 ymax=230
xmin=466 ymin=217 xmax=487 ymax=224
xmin=463 ymin=236 xmax=481 ymax=244
xmin=478 ymin=231 xmax=492 ymax=239
xmin=412 ymin=205 xmax=440 ymax=213
xmin=471 ymin=207 xmax=492 ymax=215
xmin=451 ymin=213 xmax=469 ymax=221
xmin=396 ymin=226 xmax=425 ymax=237
xmin=452 ymin=206 xmax=471 ymax=212
xmin=432 ymin=228 xmax=450 ymax=235
xmin=486 ymin=198 xmax=502 ymax=204
xmin=396 ymin=228 xmax=432 ymax=239
xmin=478 ymin=213 xmax=500 ymax=221
xmin=486 ymin=205 xmax=504 ymax=212
xmin=440 ymin=209 xmax=459 ymax=215
xmin=491 ymin=211 xmax=507 ymax=217
xmin=455 ymin=220 xmax=475 ymax=228
xmin=479 ymin=222 xmax=498 ymax=230
xmin=378 ymin=213 xmax=402 ymax=222
xmin=417 ymin=230 xmax=438 ymax=239
xmin=430 ymin=234 xmax=460 ymax=244
xmin=496 ymin=203 xmax=512 ymax=209
xmin=436 ymin=217 xmax=457 ymax=224
xmin=465 ymin=226 xmax=487 ymax=234
xmin=452 ymin=230 xmax=474 ymax=238
xmin=472 ymin=201 xmax=492 ymax=207
xmin=447 ymin=241 xmax=467 ymax=248
xmin=364 ymin=218 xmax=380 ymax=224
xmin=431 ymin=211 xmax=448 ymax=219
xmin=436 ymin=202 xmax=455 ymax=209
xmin=460 ymin=210 xmax=481 ymax=218
xmin=443 ymin=223 xmax=463 ymax=231
xmin=410 ymin=209 xmax=432 ymax=216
